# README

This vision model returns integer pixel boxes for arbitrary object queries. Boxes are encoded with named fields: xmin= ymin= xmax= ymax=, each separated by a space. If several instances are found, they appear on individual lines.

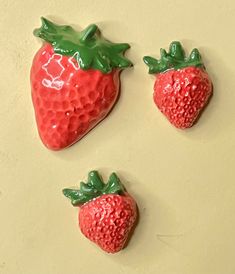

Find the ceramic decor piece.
xmin=143 ymin=41 xmax=213 ymax=129
xmin=63 ymin=171 xmax=137 ymax=253
xmin=31 ymin=17 xmax=132 ymax=150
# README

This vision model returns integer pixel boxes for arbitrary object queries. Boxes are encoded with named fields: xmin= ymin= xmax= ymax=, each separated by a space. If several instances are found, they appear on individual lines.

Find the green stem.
xmin=63 ymin=171 xmax=125 ymax=206
xmin=33 ymin=17 xmax=132 ymax=73
xmin=80 ymin=24 xmax=98 ymax=42
xmin=143 ymin=41 xmax=204 ymax=74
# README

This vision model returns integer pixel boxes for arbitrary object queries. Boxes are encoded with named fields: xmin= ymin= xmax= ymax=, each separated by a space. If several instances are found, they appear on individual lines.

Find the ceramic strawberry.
xmin=63 ymin=171 xmax=137 ymax=253
xmin=31 ymin=17 xmax=132 ymax=150
xmin=143 ymin=41 xmax=213 ymax=129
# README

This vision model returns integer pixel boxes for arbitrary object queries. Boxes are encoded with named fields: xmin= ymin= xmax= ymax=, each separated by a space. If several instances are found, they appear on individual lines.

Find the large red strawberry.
xmin=143 ymin=41 xmax=213 ymax=129
xmin=63 ymin=171 xmax=137 ymax=253
xmin=31 ymin=18 xmax=132 ymax=150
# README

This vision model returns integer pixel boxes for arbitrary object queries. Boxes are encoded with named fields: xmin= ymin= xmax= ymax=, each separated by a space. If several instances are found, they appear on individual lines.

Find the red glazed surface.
xmin=31 ymin=43 xmax=120 ymax=150
xmin=153 ymin=67 xmax=212 ymax=129
xmin=79 ymin=193 xmax=137 ymax=253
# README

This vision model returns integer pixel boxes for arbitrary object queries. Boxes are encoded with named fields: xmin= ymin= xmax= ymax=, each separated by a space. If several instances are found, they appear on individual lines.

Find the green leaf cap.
xmin=34 ymin=17 xmax=133 ymax=74
xmin=143 ymin=41 xmax=204 ymax=74
xmin=63 ymin=171 xmax=125 ymax=206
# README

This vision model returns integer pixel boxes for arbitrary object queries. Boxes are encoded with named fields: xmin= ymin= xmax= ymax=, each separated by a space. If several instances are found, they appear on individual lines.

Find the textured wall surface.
xmin=0 ymin=0 xmax=235 ymax=273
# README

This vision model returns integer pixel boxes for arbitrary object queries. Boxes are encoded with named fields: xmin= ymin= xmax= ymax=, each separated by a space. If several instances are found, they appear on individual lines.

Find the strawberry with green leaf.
xmin=143 ymin=41 xmax=213 ymax=129
xmin=63 ymin=171 xmax=137 ymax=253
xmin=31 ymin=18 xmax=132 ymax=150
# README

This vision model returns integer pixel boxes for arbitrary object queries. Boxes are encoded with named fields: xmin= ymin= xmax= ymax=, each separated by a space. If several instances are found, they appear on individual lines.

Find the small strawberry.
xmin=31 ymin=18 xmax=132 ymax=150
xmin=143 ymin=41 xmax=213 ymax=129
xmin=63 ymin=171 xmax=137 ymax=253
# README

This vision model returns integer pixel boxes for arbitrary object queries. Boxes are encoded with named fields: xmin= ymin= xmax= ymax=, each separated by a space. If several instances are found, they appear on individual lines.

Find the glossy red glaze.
xmin=153 ymin=67 xmax=212 ymax=129
xmin=30 ymin=43 xmax=120 ymax=150
xmin=79 ymin=193 xmax=137 ymax=253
